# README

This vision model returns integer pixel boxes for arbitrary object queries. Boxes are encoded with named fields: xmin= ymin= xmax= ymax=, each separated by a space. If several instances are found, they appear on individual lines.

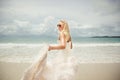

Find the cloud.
xmin=0 ymin=0 xmax=120 ymax=37
xmin=0 ymin=16 xmax=57 ymax=36
xmin=14 ymin=20 xmax=30 ymax=27
xmin=68 ymin=19 xmax=120 ymax=37
xmin=0 ymin=15 xmax=120 ymax=37
xmin=0 ymin=24 xmax=17 ymax=35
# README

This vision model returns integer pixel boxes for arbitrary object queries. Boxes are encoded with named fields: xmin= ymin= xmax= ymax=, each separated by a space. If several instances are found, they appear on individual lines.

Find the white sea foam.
xmin=74 ymin=43 xmax=120 ymax=47
xmin=0 ymin=43 xmax=120 ymax=63
xmin=0 ymin=43 xmax=120 ymax=48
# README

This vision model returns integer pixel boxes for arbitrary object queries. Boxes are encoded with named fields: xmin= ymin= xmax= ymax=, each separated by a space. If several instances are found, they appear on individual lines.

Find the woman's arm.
xmin=48 ymin=32 xmax=66 ymax=51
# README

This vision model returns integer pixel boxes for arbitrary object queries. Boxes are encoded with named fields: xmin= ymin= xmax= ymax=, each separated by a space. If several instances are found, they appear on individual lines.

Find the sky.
xmin=0 ymin=0 xmax=120 ymax=37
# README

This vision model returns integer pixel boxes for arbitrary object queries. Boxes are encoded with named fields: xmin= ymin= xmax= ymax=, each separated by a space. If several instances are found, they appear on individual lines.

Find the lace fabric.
xmin=21 ymin=43 xmax=78 ymax=80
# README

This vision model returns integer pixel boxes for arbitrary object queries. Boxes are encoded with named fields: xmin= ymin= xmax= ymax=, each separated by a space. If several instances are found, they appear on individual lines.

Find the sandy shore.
xmin=76 ymin=63 xmax=120 ymax=80
xmin=0 ymin=62 xmax=31 ymax=80
xmin=0 ymin=62 xmax=120 ymax=80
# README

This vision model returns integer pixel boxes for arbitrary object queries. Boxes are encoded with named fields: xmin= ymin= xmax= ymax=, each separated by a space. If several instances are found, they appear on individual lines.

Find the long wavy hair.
xmin=60 ymin=20 xmax=71 ymax=42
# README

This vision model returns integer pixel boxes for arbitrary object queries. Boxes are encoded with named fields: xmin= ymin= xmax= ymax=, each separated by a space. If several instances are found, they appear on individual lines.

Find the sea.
xmin=0 ymin=36 xmax=120 ymax=63
xmin=0 ymin=36 xmax=120 ymax=44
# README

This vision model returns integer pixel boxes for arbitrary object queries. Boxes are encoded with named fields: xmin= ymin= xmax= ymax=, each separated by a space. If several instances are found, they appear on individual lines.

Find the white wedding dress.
xmin=21 ymin=42 xmax=78 ymax=80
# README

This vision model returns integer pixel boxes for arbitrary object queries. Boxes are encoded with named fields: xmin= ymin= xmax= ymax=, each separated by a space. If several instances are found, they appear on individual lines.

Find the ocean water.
xmin=0 ymin=36 xmax=120 ymax=63
xmin=0 ymin=36 xmax=120 ymax=43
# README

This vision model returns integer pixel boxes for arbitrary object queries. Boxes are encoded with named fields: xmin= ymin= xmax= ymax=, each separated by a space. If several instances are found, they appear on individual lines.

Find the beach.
xmin=0 ymin=62 xmax=120 ymax=80
xmin=1 ymin=0 xmax=120 ymax=79
xmin=0 ymin=43 xmax=120 ymax=80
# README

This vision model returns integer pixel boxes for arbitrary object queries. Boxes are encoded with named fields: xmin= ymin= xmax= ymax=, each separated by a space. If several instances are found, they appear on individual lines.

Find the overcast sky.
xmin=0 ymin=0 xmax=120 ymax=37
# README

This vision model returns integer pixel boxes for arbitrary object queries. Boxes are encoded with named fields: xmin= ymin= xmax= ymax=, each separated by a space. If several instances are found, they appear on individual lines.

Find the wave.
xmin=0 ymin=43 xmax=120 ymax=47
xmin=0 ymin=43 xmax=120 ymax=63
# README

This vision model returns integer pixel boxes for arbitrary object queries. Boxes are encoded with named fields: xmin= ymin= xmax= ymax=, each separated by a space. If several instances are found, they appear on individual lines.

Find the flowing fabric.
xmin=21 ymin=43 xmax=78 ymax=80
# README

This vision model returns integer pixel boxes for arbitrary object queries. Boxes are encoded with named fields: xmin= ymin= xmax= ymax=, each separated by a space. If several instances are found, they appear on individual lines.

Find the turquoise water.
xmin=0 ymin=36 xmax=120 ymax=63
xmin=0 ymin=36 xmax=120 ymax=44
xmin=73 ymin=37 xmax=120 ymax=43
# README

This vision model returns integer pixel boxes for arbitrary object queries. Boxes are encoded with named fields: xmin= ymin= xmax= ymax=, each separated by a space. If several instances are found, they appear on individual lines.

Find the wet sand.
xmin=0 ymin=62 xmax=120 ymax=80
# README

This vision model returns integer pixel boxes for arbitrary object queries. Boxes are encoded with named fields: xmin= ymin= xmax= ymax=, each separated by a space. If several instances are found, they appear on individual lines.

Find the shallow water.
xmin=0 ymin=43 xmax=120 ymax=63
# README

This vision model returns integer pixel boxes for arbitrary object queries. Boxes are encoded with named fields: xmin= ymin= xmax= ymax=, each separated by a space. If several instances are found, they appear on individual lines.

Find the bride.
xmin=21 ymin=20 xmax=78 ymax=80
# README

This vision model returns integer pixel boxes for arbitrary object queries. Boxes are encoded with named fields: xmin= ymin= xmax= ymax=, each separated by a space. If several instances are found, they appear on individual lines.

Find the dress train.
xmin=21 ymin=44 xmax=78 ymax=80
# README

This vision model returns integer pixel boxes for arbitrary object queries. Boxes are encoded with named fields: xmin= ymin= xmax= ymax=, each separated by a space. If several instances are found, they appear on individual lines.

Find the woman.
xmin=48 ymin=20 xmax=72 ymax=51
xmin=21 ymin=20 xmax=78 ymax=80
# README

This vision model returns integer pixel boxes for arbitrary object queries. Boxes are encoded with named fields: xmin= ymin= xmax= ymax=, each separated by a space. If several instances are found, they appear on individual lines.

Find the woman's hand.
xmin=48 ymin=32 xmax=66 ymax=51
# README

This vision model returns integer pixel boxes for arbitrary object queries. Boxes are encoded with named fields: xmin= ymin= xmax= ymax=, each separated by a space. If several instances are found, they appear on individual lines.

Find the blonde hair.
xmin=60 ymin=20 xmax=71 ymax=42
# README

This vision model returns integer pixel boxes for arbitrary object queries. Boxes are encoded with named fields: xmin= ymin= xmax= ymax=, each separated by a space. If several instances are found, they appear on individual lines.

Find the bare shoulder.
xmin=59 ymin=32 xmax=65 ymax=38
